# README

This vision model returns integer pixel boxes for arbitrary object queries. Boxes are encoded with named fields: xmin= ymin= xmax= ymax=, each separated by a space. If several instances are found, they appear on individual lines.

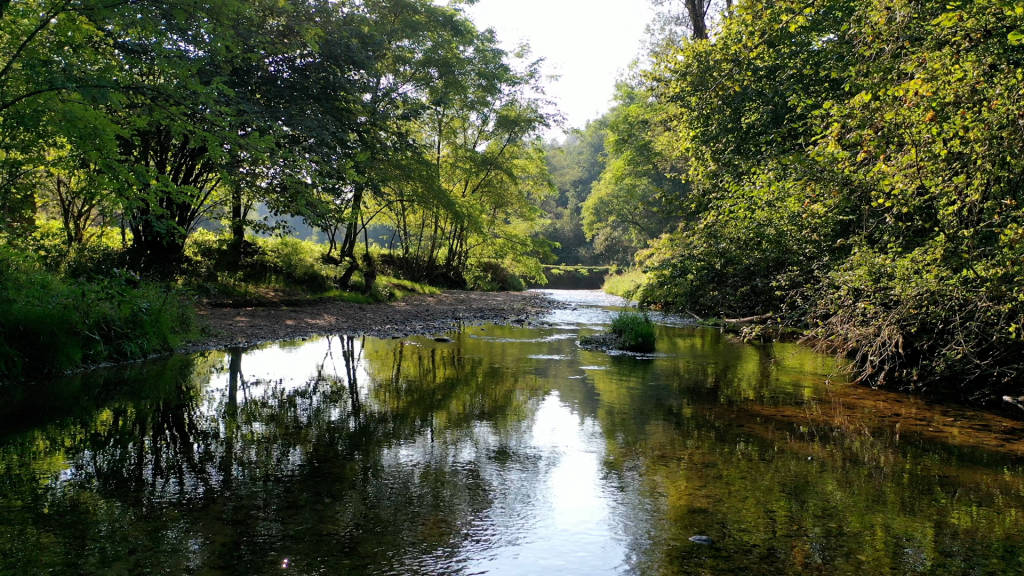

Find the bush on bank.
xmin=0 ymin=246 xmax=195 ymax=380
xmin=602 ymin=269 xmax=646 ymax=300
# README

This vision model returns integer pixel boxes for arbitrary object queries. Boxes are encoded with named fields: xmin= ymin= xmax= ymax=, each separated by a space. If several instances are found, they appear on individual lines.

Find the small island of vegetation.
xmin=581 ymin=311 xmax=657 ymax=353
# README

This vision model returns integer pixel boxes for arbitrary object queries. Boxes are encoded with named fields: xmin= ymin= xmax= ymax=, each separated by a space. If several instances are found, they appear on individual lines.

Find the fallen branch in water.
xmin=720 ymin=313 xmax=774 ymax=325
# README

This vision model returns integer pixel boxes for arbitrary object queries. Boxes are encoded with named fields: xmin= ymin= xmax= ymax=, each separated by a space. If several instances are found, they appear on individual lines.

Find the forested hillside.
xmin=594 ymin=0 xmax=1024 ymax=401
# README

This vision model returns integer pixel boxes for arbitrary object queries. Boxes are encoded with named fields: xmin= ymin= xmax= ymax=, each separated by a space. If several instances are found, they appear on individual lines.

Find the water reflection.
xmin=1 ymin=291 xmax=1023 ymax=575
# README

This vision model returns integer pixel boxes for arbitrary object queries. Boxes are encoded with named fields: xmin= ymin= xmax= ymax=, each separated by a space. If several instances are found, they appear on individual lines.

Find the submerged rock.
xmin=578 ymin=333 xmax=624 ymax=351
xmin=434 ymin=336 xmax=453 ymax=343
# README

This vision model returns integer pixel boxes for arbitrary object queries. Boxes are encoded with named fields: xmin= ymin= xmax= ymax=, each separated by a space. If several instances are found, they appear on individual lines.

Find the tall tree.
xmin=649 ymin=0 xmax=730 ymax=43
xmin=378 ymin=16 xmax=554 ymax=285
xmin=0 ymin=0 xmax=121 ymax=237
xmin=631 ymin=0 xmax=1024 ymax=396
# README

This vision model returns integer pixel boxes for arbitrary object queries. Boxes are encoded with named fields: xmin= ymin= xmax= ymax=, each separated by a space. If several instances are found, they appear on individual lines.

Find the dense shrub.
xmin=182 ymin=229 xmax=227 ymax=281
xmin=376 ymin=252 xmax=467 ymax=288
xmin=24 ymin=220 xmax=129 ymax=278
xmin=0 ymin=247 xmax=195 ymax=379
xmin=602 ymin=269 xmax=645 ymax=300
xmin=809 ymin=244 xmax=1024 ymax=398
xmin=252 ymin=236 xmax=334 ymax=291
xmin=465 ymin=260 xmax=526 ymax=292
xmin=184 ymin=232 xmax=341 ymax=293
xmin=627 ymin=0 xmax=1024 ymax=398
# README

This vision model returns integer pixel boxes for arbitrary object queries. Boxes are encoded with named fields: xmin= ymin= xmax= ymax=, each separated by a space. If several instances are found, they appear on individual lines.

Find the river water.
xmin=2 ymin=290 xmax=1023 ymax=575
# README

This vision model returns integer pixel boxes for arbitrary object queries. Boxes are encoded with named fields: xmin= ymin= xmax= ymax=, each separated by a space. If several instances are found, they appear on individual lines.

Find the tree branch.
xmin=0 ymin=0 xmax=73 ymax=84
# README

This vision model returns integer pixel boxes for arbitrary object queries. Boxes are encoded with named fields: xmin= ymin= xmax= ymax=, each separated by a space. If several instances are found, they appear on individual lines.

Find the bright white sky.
xmin=463 ymin=0 xmax=655 ymax=138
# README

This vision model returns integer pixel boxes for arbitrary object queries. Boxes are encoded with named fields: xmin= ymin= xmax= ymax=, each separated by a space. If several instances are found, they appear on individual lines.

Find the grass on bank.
xmin=0 ymin=228 xmax=444 ymax=380
xmin=183 ymin=231 xmax=440 ymax=305
xmin=602 ymin=269 xmax=646 ymax=300
xmin=544 ymin=264 xmax=613 ymax=277
xmin=2 ymin=222 xmax=526 ymax=379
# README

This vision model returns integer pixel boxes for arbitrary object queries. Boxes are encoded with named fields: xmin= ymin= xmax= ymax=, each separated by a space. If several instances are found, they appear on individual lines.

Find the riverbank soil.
xmin=187 ymin=290 xmax=555 ymax=352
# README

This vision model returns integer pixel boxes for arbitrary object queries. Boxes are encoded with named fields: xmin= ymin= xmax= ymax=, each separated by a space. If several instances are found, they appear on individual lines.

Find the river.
xmin=2 ymin=290 xmax=1023 ymax=575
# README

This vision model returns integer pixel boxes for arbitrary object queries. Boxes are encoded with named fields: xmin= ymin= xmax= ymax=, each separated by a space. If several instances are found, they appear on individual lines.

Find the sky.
xmin=463 ymin=0 xmax=655 ymax=138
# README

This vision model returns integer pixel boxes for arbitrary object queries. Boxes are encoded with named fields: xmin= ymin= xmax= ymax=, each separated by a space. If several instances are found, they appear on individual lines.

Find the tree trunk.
xmin=128 ymin=215 xmax=187 ymax=277
xmin=341 ymin=184 xmax=365 ymax=261
xmin=228 ymin=186 xmax=244 ymax=267
xmin=685 ymin=0 xmax=708 ymax=40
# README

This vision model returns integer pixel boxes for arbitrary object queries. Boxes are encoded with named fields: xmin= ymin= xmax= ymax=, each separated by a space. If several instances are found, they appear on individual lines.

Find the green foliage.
xmin=0 ymin=246 xmax=194 ymax=379
xmin=183 ymin=230 xmax=448 ymax=304
xmin=25 ymin=220 xmax=128 ymax=278
xmin=625 ymin=0 xmax=1024 ymax=396
xmin=602 ymin=269 xmax=646 ymax=300
xmin=252 ymin=237 xmax=333 ymax=292
xmin=186 ymin=231 xmax=359 ymax=296
xmin=538 ymin=118 xmax=609 ymax=265
xmin=465 ymin=260 xmax=527 ymax=292
xmin=582 ymin=83 xmax=688 ymax=265
xmin=609 ymin=310 xmax=657 ymax=353
xmin=636 ymin=164 xmax=842 ymax=316
xmin=0 ymin=0 xmax=562 ymax=380
xmin=379 ymin=276 xmax=442 ymax=300
xmin=534 ymin=265 xmax=610 ymax=289
xmin=1 ymin=0 xmax=555 ymax=286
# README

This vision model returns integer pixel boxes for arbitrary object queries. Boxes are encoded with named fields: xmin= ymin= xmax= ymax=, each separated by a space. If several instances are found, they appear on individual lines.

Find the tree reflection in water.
xmin=1 ymin=326 xmax=1023 ymax=575
xmin=0 ymin=335 xmax=547 ymax=574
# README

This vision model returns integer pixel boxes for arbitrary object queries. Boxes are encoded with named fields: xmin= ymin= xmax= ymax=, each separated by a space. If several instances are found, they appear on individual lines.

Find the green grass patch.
xmin=603 ymin=269 xmax=646 ymax=299
xmin=466 ymin=260 xmax=526 ymax=291
xmin=183 ymin=232 xmax=445 ymax=305
xmin=610 ymin=310 xmax=656 ymax=353
xmin=380 ymin=275 xmax=442 ymax=300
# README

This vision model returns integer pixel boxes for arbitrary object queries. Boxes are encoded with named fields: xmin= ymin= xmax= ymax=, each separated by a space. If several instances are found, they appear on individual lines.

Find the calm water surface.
xmin=2 ymin=290 xmax=1024 ymax=575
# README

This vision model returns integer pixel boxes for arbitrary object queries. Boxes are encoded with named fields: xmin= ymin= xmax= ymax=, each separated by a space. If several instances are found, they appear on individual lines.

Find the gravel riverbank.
xmin=181 ymin=290 xmax=558 ymax=353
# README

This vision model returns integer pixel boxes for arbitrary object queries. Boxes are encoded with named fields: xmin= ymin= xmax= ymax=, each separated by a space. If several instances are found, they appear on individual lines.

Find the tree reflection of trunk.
xmin=163 ymin=395 xmax=210 ymax=497
xmin=342 ymin=336 xmax=362 ymax=419
xmin=222 ymin=347 xmax=243 ymax=489
xmin=86 ymin=373 xmax=212 ymax=500
xmin=391 ymin=341 xmax=405 ymax=388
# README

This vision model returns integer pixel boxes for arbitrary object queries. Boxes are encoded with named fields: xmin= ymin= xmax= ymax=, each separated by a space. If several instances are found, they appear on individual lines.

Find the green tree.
xmin=381 ymin=23 xmax=554 ymax=285
xmin=538 ymin=117 xmax=608 ymax=265
xmin=630 ymin=0 xmax=1024 ymax=396
xmin=581 ymin=82 xmax=688 ymax=266
xmin=0 ymin=0 xmax=121 ymax=237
